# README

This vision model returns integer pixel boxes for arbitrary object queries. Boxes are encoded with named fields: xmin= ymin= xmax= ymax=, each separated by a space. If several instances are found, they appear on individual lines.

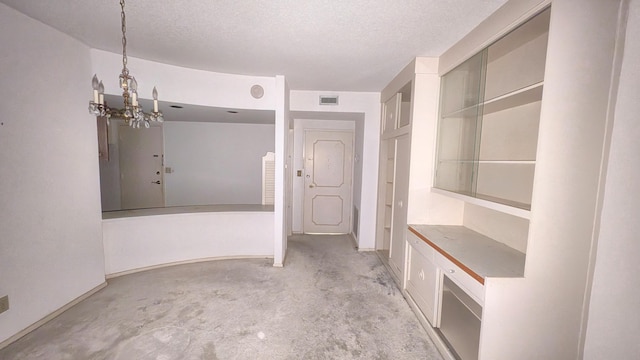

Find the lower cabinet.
xmin=405 ymin=229 xmax=485 ymax=360
xmin=406 ymin=231 xmax=439 ymax=325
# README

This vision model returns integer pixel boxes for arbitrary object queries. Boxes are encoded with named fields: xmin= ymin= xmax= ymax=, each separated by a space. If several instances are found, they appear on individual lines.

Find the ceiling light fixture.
xmin=88 ymin=0 xmax=163 ymax=128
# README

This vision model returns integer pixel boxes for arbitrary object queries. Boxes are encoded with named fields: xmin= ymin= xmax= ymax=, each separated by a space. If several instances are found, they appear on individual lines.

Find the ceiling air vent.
xmin=319 ymin=96 xmax=339 ymax=105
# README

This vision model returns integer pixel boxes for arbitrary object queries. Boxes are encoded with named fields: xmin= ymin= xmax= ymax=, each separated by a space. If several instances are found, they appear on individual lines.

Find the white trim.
xmin=404 ymin=290 xmax=457 ymax=360
xmin=357 ymin=247 xmax=376 ymax=252
xmin=106 ymin=255 xmax=274 ymax=279
xmin=0 ymin=282 xmax=107 ymax=351
xmin=430 ymin=187 xmax=531 ymax=219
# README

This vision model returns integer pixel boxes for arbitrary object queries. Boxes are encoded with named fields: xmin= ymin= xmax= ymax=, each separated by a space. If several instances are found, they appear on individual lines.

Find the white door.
xmin=303 ymin=130 xmax=353 ymax=234
xmin=389 ymin=134 xmax=410 ymax=280
xmin=119 ymin=125 xmax=164 ymax=209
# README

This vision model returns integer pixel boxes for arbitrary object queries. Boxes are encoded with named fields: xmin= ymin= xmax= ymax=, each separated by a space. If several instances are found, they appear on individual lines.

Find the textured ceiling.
xmin=1 ymin=0 xmax=508 ymax=92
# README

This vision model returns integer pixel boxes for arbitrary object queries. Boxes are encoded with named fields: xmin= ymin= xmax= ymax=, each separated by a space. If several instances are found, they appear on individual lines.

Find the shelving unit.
xmin=383 ymin=140 xmax=395 ymax=251
xmin=434 ymin=8 xmax=550 ymax=212
xmin=376 ymin=1 xmax=624 ymax=359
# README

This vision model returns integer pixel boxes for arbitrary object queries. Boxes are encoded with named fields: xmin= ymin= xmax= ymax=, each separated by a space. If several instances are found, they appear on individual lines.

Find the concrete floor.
xmin=0 ymin=234 xmax=443 ymax=359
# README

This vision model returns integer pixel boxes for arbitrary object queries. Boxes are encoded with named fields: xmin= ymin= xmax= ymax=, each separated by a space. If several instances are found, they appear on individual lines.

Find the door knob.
xmin=309 ymin=184 xmax=315 ymax=188
xmin=151 ymin=181 xmax=161 ymax=184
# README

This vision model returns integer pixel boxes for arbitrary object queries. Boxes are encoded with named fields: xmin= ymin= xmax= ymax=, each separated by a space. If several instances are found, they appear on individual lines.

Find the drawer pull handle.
xmin=448 ymin=269 xmax=455 ymax=274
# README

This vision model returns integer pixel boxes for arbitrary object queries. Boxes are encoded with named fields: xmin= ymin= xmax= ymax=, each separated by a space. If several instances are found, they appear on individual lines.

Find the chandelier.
xmin=88 ymin=0 xmax=163 ymax=128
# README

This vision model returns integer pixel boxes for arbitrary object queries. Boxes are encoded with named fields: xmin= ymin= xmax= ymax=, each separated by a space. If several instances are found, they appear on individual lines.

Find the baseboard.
xmin=273 ymin=247 xmax=288 ymax=268
xmin=106 ymin=255 xmax=274 ymax=279
xmin=0 ymin=281 xmax=108 ymax=351
xmin=374 ymin=250 xmax=454 ymax=360
xmin=357 ymin=247 xmax=375 ymax=252
xmin=404 ymin=291 xmax=456 ymax=360
xmin=348 ymin=232 xmax=359 ymax=249
xmin=348 ymin=232 xmax=375 ymax=252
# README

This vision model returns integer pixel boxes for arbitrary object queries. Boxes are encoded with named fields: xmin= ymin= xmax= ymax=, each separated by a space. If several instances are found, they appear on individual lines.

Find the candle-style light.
xmin=152 ymin=87 xmax=159 ymax=113
xmin=92 ymin=75 xmax=99 ymax=103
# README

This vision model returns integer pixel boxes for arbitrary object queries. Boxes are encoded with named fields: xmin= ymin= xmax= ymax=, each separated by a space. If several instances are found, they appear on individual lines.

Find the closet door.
xmin=388 ymin=134 xmax=411 ymax=280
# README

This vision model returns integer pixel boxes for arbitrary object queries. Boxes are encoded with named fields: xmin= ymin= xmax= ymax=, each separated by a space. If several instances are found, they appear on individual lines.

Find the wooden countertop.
xmin=408 ymin=225 xmax=526 ymax=284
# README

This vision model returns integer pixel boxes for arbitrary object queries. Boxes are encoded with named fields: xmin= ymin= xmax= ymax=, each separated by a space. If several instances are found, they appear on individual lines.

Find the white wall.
xmin=92 ymin=49 xmax=288 ymax=268
xmin=91 ymin=49 xmax=277 ymax=111
xmin=273 ymin=76 xmax=290 ymax=266
xmin=103 ymin=212 xmax=274 ymax=275
xmin=290 ymin=91 xmax=380 ymax=250
xmin=164 ymin=122 xmax=275 ymax=206
xmin=0 ymin=4 xmax=106 ymax=345
xmin=291 ymin=119 xmax=357 ymax=234
xmin=584 ymin=0 xmax=640 ymax=357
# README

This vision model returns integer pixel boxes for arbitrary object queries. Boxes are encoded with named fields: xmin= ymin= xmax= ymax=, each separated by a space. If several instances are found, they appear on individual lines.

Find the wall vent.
xmin=319 ymin=96 xmax=339 ymax=105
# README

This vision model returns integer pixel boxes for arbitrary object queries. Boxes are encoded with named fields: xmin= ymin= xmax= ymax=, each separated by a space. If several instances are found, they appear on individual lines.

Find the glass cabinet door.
xmin=434 ymin=51 xmax=486 ymax=196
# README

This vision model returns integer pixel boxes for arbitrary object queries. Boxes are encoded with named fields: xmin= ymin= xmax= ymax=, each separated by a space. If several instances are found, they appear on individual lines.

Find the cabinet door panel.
xmin=406 ymin=239 xmax=439 ymax=325
xmin=484 ymin=8 xmax=550 ymax=100
xmin=383 ymin=94 xmax=401 ymax=134
xmin=388 ymin=135 xmax=411 ymax=280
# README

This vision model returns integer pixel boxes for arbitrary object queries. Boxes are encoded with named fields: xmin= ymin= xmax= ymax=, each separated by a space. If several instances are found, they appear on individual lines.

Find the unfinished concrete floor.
xmin=0 ymin=234 xmax=442 ymax=359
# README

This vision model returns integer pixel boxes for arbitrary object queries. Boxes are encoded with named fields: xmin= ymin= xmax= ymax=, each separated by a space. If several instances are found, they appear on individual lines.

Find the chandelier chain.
xmin=89 ymin=0 xmax=163 ymax=128
xmin=120 ymin=0 xmax=128 ymax=76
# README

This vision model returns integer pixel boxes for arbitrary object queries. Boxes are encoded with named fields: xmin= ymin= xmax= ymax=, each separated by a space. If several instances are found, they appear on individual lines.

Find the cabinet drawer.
xmin=435 ymin=254 xmax=484 ymax=305
xmin=406 ymin=241 xmax=439 ymax=325
xmin=407 ymin=230 xmax=435 ymax=261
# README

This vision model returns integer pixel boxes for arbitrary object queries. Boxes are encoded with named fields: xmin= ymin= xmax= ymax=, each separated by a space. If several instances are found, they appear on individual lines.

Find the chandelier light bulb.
xmin=152 ymin=87 xmax=159 ymax=112
xmin=92 ymin=75 xmax=100 ymax=103
xmin=131 ymin=77 xmax=138 ymax=106
xmin=98 ymin=81 xmax=105 ymax=105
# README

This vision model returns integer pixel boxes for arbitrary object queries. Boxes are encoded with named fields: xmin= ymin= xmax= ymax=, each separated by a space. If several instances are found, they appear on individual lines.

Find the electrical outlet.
xmin=0 ymin=295 xmax=8 ymax=314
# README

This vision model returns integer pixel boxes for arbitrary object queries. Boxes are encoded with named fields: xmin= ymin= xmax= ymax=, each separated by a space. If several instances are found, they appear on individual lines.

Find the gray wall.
xmin=164 ymin=122 xmax=275 ymax=206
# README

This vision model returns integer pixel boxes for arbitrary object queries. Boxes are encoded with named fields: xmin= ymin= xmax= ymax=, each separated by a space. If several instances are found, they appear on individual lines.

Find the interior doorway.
xmin=303 ymin=130 xmax=354 ymax=234
xmin=118 ymin=125 xmax=165 ymax=209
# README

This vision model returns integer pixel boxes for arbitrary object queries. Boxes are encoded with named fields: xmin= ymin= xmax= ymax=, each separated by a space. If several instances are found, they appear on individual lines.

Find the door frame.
xmin=302 ymin=128 xmax=355 ymax=234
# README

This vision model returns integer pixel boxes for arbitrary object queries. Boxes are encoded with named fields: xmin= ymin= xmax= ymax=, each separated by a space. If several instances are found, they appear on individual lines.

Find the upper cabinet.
xmin=382 ymin=82 xmax=413 ymax=135
xmin=434 ymin=8 xmax=550 ymax=212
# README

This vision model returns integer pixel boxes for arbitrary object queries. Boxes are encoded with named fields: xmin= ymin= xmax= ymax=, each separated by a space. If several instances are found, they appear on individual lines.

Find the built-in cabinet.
xmin=405 ymin=225 xmax=525 ymax=359
xmin=405 ymin=231 xmax=439 ymax=325
xmin=396 ymin=8 xmax=550 ymax=360
xmin=377 ymin=83 xmax=412 ymax=283
xmin=434 ymin=8 xmax=549 ymax=212
xmin=374 ymin=1 xmax=627 ymax=358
